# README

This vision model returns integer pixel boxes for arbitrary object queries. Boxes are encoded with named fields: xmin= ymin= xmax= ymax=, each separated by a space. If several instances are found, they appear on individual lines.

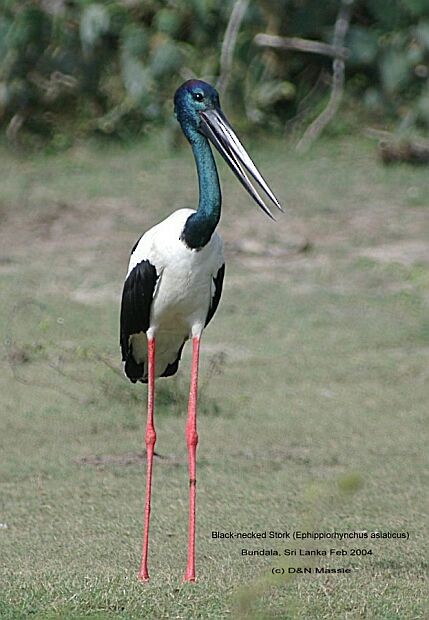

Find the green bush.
xmin=0 ymin=0 xmax=428 ymax=144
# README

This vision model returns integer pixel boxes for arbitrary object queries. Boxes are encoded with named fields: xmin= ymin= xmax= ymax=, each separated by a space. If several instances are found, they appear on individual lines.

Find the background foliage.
xmin=0 ymin=0 xmax=428 ymax=144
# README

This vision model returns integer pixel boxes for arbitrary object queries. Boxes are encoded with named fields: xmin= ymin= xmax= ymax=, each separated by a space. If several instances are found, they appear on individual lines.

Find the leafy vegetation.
xmin=0 ymin=0 xmax=428 ymax=144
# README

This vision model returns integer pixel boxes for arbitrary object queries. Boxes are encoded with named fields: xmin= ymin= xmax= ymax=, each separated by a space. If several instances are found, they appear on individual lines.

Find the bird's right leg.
xmin=138 ymin=336 xmax=156 ymax=582
xmin=183 ymin=335 xmax=201 ymax=583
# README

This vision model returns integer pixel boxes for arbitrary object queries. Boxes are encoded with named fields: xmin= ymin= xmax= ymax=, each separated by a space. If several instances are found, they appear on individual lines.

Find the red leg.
xmin=183 ymin=336 xmax=200 ymax=583
xmin=138 ymin=337 xmax=156 ymax=581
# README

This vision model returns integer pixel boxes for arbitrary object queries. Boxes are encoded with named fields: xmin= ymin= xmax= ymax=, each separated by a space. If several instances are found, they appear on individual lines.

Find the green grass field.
xmin=0 ymin=134 xmax=428 ymax=619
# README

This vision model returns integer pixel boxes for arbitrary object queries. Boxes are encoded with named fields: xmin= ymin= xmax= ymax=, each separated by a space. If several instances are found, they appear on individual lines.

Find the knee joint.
xmin=145 ymin=428 xmax=156 ymax=448
xmin=186 ymin=430 xmax=198 ymax=448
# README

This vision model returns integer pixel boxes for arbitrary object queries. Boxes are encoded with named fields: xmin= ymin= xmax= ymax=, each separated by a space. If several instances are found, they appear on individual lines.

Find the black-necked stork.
xmin=120 ymin=79 xmax=282 ymax=583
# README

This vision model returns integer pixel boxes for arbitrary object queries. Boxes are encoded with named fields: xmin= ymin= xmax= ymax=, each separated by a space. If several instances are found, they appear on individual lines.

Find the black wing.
xmin=205 ymin=263 xmax=225 ymax=327
xmin=120 ymin=259 xmax=158 ymax=382
xmin=160 ymin=340 xmax=186 ymax=378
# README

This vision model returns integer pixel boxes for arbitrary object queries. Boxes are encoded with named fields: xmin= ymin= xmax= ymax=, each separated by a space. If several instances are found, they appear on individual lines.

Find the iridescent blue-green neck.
xmin=181 ymin=133 xmax=221 ymax=250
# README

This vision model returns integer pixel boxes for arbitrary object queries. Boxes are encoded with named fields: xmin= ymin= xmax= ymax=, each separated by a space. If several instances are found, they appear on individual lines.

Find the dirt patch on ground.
xmin=357 ymin=241 xmax=428 ymax=266
xmin=76 ymin=451 xmax=184 ymax=466
xmin=75 ymin=445 xmax=315 ymax=468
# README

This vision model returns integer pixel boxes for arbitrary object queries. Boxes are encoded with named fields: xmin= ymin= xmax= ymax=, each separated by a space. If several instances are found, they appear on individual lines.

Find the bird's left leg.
xmin=138 ymin=336 xmax=156 ymax=582
xmin=183 ymin=335 xmax=201 ymax=583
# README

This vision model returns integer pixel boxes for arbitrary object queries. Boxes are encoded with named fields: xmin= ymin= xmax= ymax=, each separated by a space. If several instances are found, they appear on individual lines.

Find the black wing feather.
xmin=160 ymin=340 xmax=186 ymax=378
xmin=120 ymin=260 xmax=158 ymax=382
xmin=205 ymin=263 xmax=225 ymax=327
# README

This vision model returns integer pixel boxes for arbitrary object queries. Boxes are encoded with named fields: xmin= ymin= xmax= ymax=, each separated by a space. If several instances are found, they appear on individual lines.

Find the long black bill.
xmin=199 ymin=108 xmax=283 ymax=220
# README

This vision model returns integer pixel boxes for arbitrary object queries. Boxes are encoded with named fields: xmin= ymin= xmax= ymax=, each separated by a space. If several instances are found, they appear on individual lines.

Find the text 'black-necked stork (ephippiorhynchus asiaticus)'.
xmin=120 ymin=79 xmax=283 ymax=583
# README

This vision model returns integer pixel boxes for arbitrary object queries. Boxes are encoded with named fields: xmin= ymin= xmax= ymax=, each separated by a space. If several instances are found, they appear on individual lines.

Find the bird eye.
xmin=193 ymin=92 xmax=204 ymax=102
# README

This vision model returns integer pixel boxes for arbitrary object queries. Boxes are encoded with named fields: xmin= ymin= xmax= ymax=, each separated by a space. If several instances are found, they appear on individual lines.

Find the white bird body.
xmin=124 ymin=208 xmax=224 ymax=380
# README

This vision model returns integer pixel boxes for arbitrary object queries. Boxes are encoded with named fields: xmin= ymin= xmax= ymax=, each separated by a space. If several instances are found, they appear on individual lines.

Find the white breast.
xmin=129 ymin=209 xmax=224 ymax=339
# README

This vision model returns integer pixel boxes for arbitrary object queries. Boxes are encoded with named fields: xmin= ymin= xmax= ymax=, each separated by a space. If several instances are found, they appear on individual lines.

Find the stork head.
xmin=174 ymin=79 xmax=220 ymax=132
xmin=174 ymin=79 xmax=283 ymax=220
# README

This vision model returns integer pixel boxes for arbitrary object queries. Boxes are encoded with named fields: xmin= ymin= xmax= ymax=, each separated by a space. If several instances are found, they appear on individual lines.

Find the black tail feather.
xmin=124 ymin=355 xmax=146 ymax=384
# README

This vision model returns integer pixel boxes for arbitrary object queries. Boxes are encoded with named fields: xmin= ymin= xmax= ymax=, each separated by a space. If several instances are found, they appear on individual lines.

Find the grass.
xmin=0 ymin=132 xmax=428 ymax=618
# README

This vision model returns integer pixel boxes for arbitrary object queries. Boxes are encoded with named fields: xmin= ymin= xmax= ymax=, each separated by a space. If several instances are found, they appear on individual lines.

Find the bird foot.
xmin=182 ymin=569 xmax=196 ymax=583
